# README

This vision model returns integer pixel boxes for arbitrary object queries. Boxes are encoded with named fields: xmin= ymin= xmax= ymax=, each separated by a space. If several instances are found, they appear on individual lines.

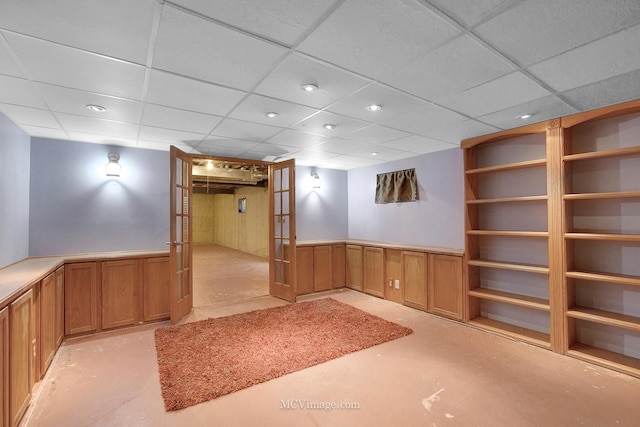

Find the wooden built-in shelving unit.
xmin=463 ymin=98 xmax=640 ymax=378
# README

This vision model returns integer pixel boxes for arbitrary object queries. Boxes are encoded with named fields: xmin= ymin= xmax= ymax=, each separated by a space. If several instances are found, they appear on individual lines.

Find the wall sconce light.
xmin=106 ymin=153 xmax=121 ymax=177
xmin=311 ymin=171 xmax=321 ymax=189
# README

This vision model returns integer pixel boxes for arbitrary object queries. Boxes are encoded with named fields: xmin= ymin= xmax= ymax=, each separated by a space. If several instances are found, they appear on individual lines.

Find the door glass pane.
xmin=282 ymin=215 xmax=290 ymax=238
xmin=275 ymin=260 xmax=282 ymax=283
xmin=175 ymin=188 xmax=183 ymax=214
xmin=175 ymin=216 xmax=182 ymax=242
xmin=282 ymin=191 xmax=289 ymax=214
xmin=282 ymin=239 xmax=290 ymax=261
xmin=283 ymin=262 xmax=290 ymax=285
xmin=275 ymin=239 xmax=282 ymax=260
xmin=176 ymin=159 xmax=183 ymax=185
xmin=176 ymin=244 xmax=182 ymax=271
xmin=182 ymin=216 xmax=189 ymax=242
xmin=182 ymin=160 xmax=189 ymax=186
xmin=182 ymin=193 xmax=189 ymax=215
xmin=274 ymin=192 xmax=281 ymax=215
xmin=183 ymin=243 xmax=189 ymax=267
xmin=274 ymin=216 xmax=281 ymax=238
xmin=274 ymin=168 xmax=281 ymax=191
xmin=282 ymin=167 xmax=289 ymax=189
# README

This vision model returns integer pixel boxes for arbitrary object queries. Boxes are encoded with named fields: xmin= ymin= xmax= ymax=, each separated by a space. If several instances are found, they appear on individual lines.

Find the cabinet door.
xmin=142 ymin=257 xmax=170 ymax=322
xmin=345 ymin=245 xmax=363 ymax=291
xmin=428 ymin=254 xmax=463 ymax=320
xmin=296 ymin=247 xmax=314 ymax=295
xmin=40 ymin=272 xmax=56 ymax=376
xmin=54 ymin=266 xmax=64 ymax=348
xmin=363 ymin=247 xmax=385 ymax=298
xmin=403 ymin=251 xmax=427 ymax=310
xmin=102 ymin=259 xmax=140 ymax=330
xmin=0 ymin=307 xmax=8 ymax=427
xmin=313 ymin=246 xmax=332 ymax=292
xmin=10 ymin=289 xmax=35 ymax=427
xmin=332 ymin=244 xmax=345 ymax=288
xmin=65 ymin=262 xmax=98 ymax=335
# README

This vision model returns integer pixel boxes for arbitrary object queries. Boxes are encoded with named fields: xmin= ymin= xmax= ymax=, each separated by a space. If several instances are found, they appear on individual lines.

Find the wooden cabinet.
xmin=54 ymin=267 xmax=64 ymax=348
xmin=463 ymin=122 xmax=553 ymax=349
xmin=0 ymin=307 xmax=8 ymax=427
xmin=10 ymin=289 xmax=35 ymax=427
xmin=313 ymin=246 xmax=333 ymax=292
xmin=296 ymin=247 xmax=314 ymax=295
xmin=560 ymin=102 xmax=640 ymax=376
xmin=346 ymin=245 xmax=363 ymax=291
xmin=385 ymin=249 xmax=403 ymax=304
xmin=102 ymin=259 xmax=139 ymax=330
xmin=142 ymin=257 xmax=170 ymax=322
xmin=428 ymin=254 xmax=463 ymax=320
xmin=402 ymin=251 xmax=427 ymax=310
xmin=332 ymin=244 xmax=345 ymax=288
xmin=363 ymin=247 xmax=384 ymax=298
xmin=65 ymin=262 xmax=98 ymax=336
xmin=39 ymin=271 xmax=57 ymax=376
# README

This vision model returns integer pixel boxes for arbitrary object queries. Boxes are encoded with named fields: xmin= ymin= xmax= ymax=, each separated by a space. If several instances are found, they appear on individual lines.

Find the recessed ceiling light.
xmin=367 ymin=104 xmax=382 ymax=112
xmin=323 ymin=123 xmax=336 ymax=130
xmin=372 ymin=152 xmax=379 ymax=156
xmin=265 ymin=112 xmax=278 ymax=118
xmin=301 ymin=83 xmax=318 ymax=92
xmin=86 ymin=104 xmax=106 ymax=112
xmin=518 ymin=113 xmax=533 ymax=119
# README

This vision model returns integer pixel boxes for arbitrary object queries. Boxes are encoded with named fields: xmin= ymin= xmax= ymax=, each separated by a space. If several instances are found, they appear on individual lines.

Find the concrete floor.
xmin=22 ymin=245 xmax=640 ymax=426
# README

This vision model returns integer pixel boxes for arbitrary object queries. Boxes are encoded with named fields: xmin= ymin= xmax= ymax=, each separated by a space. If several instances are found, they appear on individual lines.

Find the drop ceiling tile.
xmin=4 ymin=33 xmax=146 ymax=99
xmin=18 ymin=125 xmax=68 ymax=140
xmin=380 ymin=34 xmax=515 ymax=101
xmin=138 ymin=126 xmax=206 ymax=145
xmin=326 ymin=83 xmax=427 ymax=123
xmin=288 ymin=149 xmax=339 ymax=162
xmin=474 ymin=0 xmax=640 ymax=66
xmin=0 ymin=75 xmax=47 ymax=109
xmin=170 ymin=0 xmax=337 ymax=46
xmin=561 ymin=69 xmax=640 ymax=111
xmin=0 ymin=0 xmax=156 ymax=64
xmin=378 ymin=101 xmax=466 ymax=136
xmin=142 ymin=104 xmax=222 ymax=134
xmin=36 ymin=83 xmax=142 ymax=123
xmin=265 ymin=129 xmax=328 ymax=149
xmin=349 ymin=145 xmax=414 ymax=162
xmin=56 ymin=113 xmax=139 ymax=139
xmin=427 ymin=0 xmax=522 ymax=27
xmin=229 ymin=94 xmax=316 ymax=127
xmin=0 ymin=104 xmax=59 ymax=128
xmin=66 ymin=131 xmax=138 ymax=147
xmin=243 ymin=142 xmax=299 ymax=158
xmin=437 ymin=72 xmax=551 ymax=118
xmin=380 ymin=135 xmax=456 ymax=154
xmin=194 ymin=138 xmax=261 ymax=157
xmin=145 ymin=70 xmax=246 ymax=116
xmin=210 ymin=118 xmax=283 ymax=142
xmin=477 ymin=95 xmax=577 ymax=129
xmin=153 ymin=6 xmax=288 ymax=90
xmin=421 ymin=119 xmax=500 ymax=144
xmin=311 ymin=138 xmax=375 ymax=155
xmin=254 ymin=53 xmax=370 ymax=109
xmin=298 ymin=0 xmax=460 ymax=79
xmin=527 ymin=24 xmax=640 ymax=92
xmin=329 ymin=154 xmax=384 ymax=169
xmin=136 ymin=140 xmax=184 ymax=152
xmin=0 ymin=38 xmax=25 ymax=78
xmin=342 ymin=124 xmax=410 ymax=145
xmin=291 ymin=111 xmax=369 ymax=137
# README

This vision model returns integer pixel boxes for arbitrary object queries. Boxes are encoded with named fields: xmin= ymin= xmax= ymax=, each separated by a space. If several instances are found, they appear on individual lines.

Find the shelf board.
xmin=468 ymin=317 xmax=551 ymax=349
xmin=467 ymin=230 xmax=548 ymax=238
xmin=565 ymin=232 xmax=640 ymax=242
xmin=466 ymin=195 xmax=548 ymax=204
xmin=567 ymin=344 xmax=640 ymax=379
xmin=467 ymin=259 xmax=549 ymax=275
xmin=564 ymin=145 xmax=640 ymax=162
xmin=564 ymin=191 xmax=640 ymax=200
xmin=565 ymin=270 xmax=640 ymax=287
xmin=468 ymin=288 xmax=550 ymax=311
xmin=465 ymin=158 xmax=546 ymax=175
xmin=567 ymin=307 xmax=640 ymax=332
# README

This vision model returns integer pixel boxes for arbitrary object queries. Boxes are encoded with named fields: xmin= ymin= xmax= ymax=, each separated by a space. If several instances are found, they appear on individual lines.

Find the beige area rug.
xmin=154 ymin=298 xmax=413 ymax=411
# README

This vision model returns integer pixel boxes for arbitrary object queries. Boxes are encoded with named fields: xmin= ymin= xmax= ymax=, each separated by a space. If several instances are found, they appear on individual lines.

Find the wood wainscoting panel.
xmin=403 ymin=251 xmax=427 ymax=310
xmin=102 ymin=259 xmax=140 ymax=330
xmin=428 ymin=254 xmax=463 ymax=320
xmin=142 ymin=257 xmax=170 ymax=322
xmin=313 ymin=246 xmax=333 ymax=292
xmin=65 ymin=262 xmax=98 ymax=336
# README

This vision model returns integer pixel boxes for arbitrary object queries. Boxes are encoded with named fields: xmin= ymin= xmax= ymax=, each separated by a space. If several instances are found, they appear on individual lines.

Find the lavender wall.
xmin=347 ymin=147 xmax=464 ymax=250
xmin=0 ymin=113 xmax=31 ymax=268
xmin=29 ymin=138 xmax=169 ymax=256
xmin=295 ymin=165 xmax=348 ymax=241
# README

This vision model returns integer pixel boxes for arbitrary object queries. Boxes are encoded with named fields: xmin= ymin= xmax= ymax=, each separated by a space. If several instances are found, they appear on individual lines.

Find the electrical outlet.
xmin=388 ymin=279 xmax=393 ymax=287
xmin=394 ymin=279 xmax=400 ymax=289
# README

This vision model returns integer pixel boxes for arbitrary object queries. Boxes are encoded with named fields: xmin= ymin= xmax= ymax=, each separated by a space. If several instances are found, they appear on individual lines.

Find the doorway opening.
xmin=191 ymin=157 xmax=270 ymax=306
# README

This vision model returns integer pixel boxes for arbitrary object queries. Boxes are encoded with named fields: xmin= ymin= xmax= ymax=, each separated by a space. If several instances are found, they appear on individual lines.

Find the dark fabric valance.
xmin=375 ymin=168 xmax=418 ymax=204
